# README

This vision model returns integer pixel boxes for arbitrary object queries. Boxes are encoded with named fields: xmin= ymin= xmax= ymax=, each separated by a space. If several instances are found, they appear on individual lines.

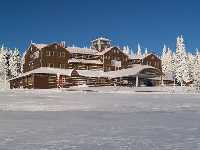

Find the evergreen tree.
xmin=9 ymin=48 xmax=21 ymax=77
xmin=162 ymin=47 xmax=175 ymax=80
xmin=171 ymin=52 xmax=176 ymax=79
xmin=162 ymin=44 xmax=167 ymax=59
xmin=0 ymin=45 xmax=9 ymax=80
xmin=21 ymin=51 xmax=26 ymax=73
xmin=187 ymin=52 xmax=195 ymax=82
xmin=161 ymin=45 xmax=167 ymax=74
xmin=137 ymin=43 xmax=142 ymax=57
xmin=175 ymin=35 xmax=190 ymax=86
xmin=193 ymin=53 xmax=200 ymax=89
xmin=144 ymin=48 xmax=148 ymax=55
xmin=122 ymin=45 xmax=130 ymax=56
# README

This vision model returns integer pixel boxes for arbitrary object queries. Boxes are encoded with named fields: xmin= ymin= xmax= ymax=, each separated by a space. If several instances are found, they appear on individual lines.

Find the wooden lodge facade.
xmin=9 ymin=37 xmax=163 ymax=89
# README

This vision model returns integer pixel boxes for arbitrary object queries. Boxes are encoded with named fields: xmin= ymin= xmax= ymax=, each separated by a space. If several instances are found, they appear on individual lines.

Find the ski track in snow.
xmin=0 ymin=87 xmax=200 ymax=149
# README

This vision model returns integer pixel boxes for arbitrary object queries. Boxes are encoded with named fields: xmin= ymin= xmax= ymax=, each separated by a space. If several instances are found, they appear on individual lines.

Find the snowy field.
xmin=0 ymin=87 xmax=200 ymax=149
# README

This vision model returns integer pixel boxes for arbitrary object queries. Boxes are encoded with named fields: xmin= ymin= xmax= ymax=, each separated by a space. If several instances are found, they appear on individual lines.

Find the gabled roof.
xmin=32 ymin=43 xmax=47 ymax=50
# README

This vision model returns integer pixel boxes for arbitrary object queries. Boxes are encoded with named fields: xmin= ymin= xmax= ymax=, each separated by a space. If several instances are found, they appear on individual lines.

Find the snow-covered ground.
xmin=0 ymin=87 xmax=200 ymax=149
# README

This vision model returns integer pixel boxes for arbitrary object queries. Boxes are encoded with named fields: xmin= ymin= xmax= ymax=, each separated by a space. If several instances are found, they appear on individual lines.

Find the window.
xmin=46 ymin=51 xmax=51 ymax=56
xmin=51 ymin=51 xmax=54 ymax=56
xmin=48 ymin=63 xmax=54 ymax=68
xmin=54 ymin=51 xmax=58 ymax=57
xmin=60 ymin=52 xmax=65 ymax=57
xmin=59 ymin=64 xmax=65 ymax=69
xmin=62 ymin=77 xmax=66 ymax=84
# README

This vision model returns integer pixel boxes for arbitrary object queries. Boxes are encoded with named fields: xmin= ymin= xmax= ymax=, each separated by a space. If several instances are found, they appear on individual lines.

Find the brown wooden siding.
xmin=142 ymin=54 xmax=162 ymax=70
xmin=23 ymin=43 xmax=70 ymax=73
xmin=101 ymin=47 xmax=131 ymax=71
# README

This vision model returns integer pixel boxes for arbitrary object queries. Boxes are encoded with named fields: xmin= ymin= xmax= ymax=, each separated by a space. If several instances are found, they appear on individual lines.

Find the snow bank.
xmin=0 ymin=87 xmax=199 ymax=112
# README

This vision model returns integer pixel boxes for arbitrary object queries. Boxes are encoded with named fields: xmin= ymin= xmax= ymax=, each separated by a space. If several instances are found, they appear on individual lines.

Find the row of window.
xmin=112 ymin=49 xmax=121 ymax=54
xmin=143 ymin=61 xmax=161 ymax=68
xmin=47 ymin=63 xmax=66 ymax=69
xmin=46 ymin=51 xmax=66 ymax=57
xmin=103 ymin=56 xmax=128 ymax=61
xmin=72 ymin=54 xmax=99 ymax=59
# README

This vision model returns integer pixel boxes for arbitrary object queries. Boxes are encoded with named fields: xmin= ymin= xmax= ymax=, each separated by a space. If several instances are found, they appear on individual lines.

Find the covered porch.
xmin=105 ymin=65 xmax=163 ymax=87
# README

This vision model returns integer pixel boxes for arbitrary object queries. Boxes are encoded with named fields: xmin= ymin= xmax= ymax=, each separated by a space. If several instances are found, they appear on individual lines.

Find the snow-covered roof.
xmin=96 ymin=47 xmax=113 ymax=55
xmin=148 ymin=73 xmax=173 ymax=81
xmin=32 ymin=43 xmax=48 ymax=50
xmin=68 ymin=58 xmax=103 ymax=64
xmin=75 ymin=65 xmax=161 ymax=78
xmin=9 ymin=67 xmax=74 ymax=80
xmin=131 ymin=53 xmax=160 ymax=60
xmin=105 ymin=65 xmax=160 ymax=78
xmin=77 ymin=70 xmax=106 ymax=78
xmin=67 ymin=47 xmax=98 ymax=55
xmin=131 ymin=54 xmax=144 ymax=60
xmin=96 ymin=47 xmax=125 ymax=56
xmin=91 ymin=37 xmax=111 ymax=42
xmin=9 ymin=64 xmax=161 ymax=81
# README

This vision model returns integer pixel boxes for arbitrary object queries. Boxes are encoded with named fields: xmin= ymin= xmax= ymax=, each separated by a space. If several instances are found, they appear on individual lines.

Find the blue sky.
xmin=0 ymin=0 xmax=200 ymax=55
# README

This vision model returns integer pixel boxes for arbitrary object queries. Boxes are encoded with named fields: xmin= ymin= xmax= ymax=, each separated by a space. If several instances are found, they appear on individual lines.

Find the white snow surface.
xmin=0 ymin=87 xmax=200 ymax=149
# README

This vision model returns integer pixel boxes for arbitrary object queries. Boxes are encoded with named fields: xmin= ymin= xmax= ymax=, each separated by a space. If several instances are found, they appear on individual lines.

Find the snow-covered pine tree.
xmin=0 ymin=46 xmax=5 ymax=80
xmin=162 ymin=44 xmax=167 ymax=59
xmin=187 ymin=52 xmax=195 ymax=82
xmin=0 ymin=45 xmax=11 ymax=90
xmin=122 ymin=46 xmax=130 ymax=56
xmin=175 ymin=35 xmax=190 ymax=86
xmin=0 ymin=45 xmax=9 ymax=80
xmin=9 ymin=48 xmax=21 ymax=78
xmin=123 ymin=46 xmax=127 ymax=54
xmin=21 ymin=51 xmax=26 ymax=73
xmin=130 ymin=48 xmax=136 ymax=59
xmin=161 ymin=46 xmax=175 ymax=81
xmin=137 ymin=43 xmax=142 ymax=57
xmin=161 ymin=44 xmax=167 ymax=74
xmin=171 ymin=52 xmax=176 ymax=79
xmin=144 ymin=48 xmax=148 ymax=56
xmin=193 ymin=52 xmax=200 ymax=89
